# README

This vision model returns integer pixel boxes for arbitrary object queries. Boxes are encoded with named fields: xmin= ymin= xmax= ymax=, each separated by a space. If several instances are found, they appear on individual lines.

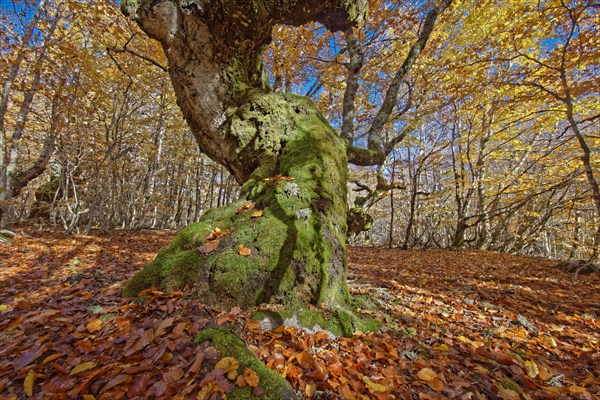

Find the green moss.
xmin=251 ymin=307 xmax=381 ymax=337
xmin=500 ymin=379 xmax=523 ymax=394
xmin=124 ymin=91 xmax=350 ymax=310
xmin=195 ymin=328 xmax=294 ymax=400
xmin=352 ymin=295 xmax=379 ymax=311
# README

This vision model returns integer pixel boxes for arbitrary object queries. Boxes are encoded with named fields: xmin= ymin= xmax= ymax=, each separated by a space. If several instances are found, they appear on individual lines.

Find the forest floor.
xmin=0 ymin=229 xmax=599 ymax=400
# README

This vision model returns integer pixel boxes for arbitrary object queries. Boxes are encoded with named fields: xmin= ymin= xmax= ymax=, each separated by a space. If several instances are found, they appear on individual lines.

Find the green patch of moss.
xmin=99 ymin=313 xmax=115 ymax=323
xmin=500 ymin=378 xmax=523 ymax=394
xmin=124 ymin=91 xmax=351 ymax=310
xmin=352 ymin=295 xmax=379 ymax=311
xmin=251 ymin=307 xmax=381 ymax=337
xmin=195 ymin=328 xmax=295 ymax=400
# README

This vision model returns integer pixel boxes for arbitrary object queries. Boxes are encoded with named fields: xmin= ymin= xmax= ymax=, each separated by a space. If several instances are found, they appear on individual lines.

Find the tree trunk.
xmin=124 ymin=92 xmax=350 ymax=308
xmin=120 ymin=0 xmax=366 ymax=308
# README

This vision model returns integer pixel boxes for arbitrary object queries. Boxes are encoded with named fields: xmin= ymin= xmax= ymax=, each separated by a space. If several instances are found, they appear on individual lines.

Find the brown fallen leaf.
xmin=124 ymin=329 xmax=155 ymax=356
xmin=428 ymin=377 xmax=445 ymax=392
xmin=198 ymin=238 xmax=221 ymax=254
xmin=155 ymin=317 xmax=175 ymax=337
xmin=497 ymin=388 xmax=521 ymax=400
xmin=305 ymin=381 xmax=317 ymax=397
xmin=101 ymin=373 xmax=132 ymax=393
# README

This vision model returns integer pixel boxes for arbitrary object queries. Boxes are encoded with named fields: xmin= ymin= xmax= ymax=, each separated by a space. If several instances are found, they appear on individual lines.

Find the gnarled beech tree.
xmin=121 ymin=0 xmax=450 ymax=309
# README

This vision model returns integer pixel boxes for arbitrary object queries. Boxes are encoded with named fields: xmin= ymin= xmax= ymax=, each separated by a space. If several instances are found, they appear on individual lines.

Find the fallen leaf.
xmin=215 ymin=357 xmax=239 ymax=380
xmin=428 ymin=377 xmax=445 ymax=392
xmin=238 ymin=244 xmax=252 ymax=256
xmin=101 ymin=374 xmax=132 ymax=393
xmin=198 ymin=238 xmax=221 ymax=254
xmin=568 ymin=385 xmax=593 ymax=400
xmin=251 ymin=210 xmax=264 ymax=218
xmin=85 ymin=318 xmax=102 ymax=333
xmin=296 ymin=351 xmax=316 ymax=369
xmin=42 ymin=353 xmax=64 ymax=365
xmin=155 ymin=317 xmax=175 ymax=337
xmin=24 ymin=370 xmax=35 ymax=397
xmin=524 ymin=360 xmax=539 ymax=378
xmin=362 ymin=376 xmax=388 ymax=393
xmin=417 ymin=368 xmax=437 ymax=382
xmin=497 ymin=388 xmax=521 ymax=400
xmin=243 ymin=368 xmax=259 ymax=388
xmin=305 ymin=381 xmax=317 ymax=397
xmin=236 ymin=202 xmax=255 ymax=213
xmin=70 ymin=361 xmax=95 ymax=376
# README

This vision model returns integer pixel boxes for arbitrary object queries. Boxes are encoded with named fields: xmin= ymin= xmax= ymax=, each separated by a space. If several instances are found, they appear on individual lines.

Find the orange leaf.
xmin=42 ymin=353 xmax=64 ymax=365
xmin=568 ymin=386 xmax=592 ymax=400
xmin=416 ymin=368 xmax=437 ymax=382
xmin=524 ymin=360 xmax=539 ymax=378
xmin=236 ymin=202 xmax=255 ymax=213
xmin=296 ymin=351 xmax=316 ymax=369
xmin=305 ymin=382 xmax=317 ymax=397
xmin=215 ymin=357 xmax=239 ymax=380
xmin=238 ymin=244 xmax=252 ymax=256
xmin=251 ymin=210 xmax=264 ymax=218
xmin=86 ymin=318 xmax=103 ymax=333
xmin=428 ymin=378 xmax=445 ymax=392
xmin=243 ymin=368 xmax=259 ymax=388
xmin=362 ymin=376 xmax=388 ymax=393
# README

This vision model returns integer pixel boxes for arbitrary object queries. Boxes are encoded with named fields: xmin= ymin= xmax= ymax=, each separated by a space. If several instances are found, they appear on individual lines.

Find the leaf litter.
xmin=0 ymin=231 xmax=598 ymax=399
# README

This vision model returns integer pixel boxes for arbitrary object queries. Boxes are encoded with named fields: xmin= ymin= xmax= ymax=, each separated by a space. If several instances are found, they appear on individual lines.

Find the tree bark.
xmin=121 ymin=0 xmax=367 ymax=308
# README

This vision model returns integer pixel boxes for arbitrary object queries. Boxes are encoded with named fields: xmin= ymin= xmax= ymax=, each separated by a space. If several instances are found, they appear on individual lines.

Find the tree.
xmin=0 ymin=0 xmax=65 ymax=228
xmin=120 ymin=0 xmax=452 ymax=308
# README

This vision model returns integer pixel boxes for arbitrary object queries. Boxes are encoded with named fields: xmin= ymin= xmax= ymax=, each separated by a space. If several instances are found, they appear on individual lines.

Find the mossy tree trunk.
xmin=121 ymin=0 xmax=367 ymax=308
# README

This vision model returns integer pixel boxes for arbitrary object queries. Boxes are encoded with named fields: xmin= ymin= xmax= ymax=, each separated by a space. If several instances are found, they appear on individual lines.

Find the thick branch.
xmin=366 ymin=0 xmax=452 ymax=150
